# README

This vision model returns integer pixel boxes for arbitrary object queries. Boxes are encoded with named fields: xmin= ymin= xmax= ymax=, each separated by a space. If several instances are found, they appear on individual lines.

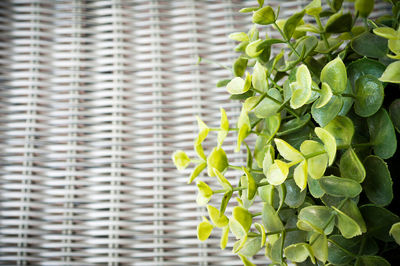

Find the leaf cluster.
xmin=173 ymin=0 xmax=400 ymax=265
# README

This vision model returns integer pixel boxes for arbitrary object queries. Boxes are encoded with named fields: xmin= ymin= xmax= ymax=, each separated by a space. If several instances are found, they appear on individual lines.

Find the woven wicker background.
xmin=0 ymin=0 xmax=391 ymax=265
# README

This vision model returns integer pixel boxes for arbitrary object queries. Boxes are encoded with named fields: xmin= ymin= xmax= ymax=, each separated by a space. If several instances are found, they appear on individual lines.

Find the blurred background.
xmin=0 ymin=0 xmax=391 ymax=265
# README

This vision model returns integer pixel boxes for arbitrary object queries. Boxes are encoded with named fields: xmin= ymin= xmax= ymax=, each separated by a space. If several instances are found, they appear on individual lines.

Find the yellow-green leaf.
xmin=172 ymin=150 xmax=191 ymax=170
xmin=246 ymin=39 xmax=264 ymax=58
xmin=310 ymin=233 xmax=328 ymax=263
xmin=214 ymin=168 xmax=232 ymax=191
xmin=339 ymin=148 xmax=365 ymax=183
xmin=315 ymin=127 xmax=336 ymax=166
xmin=196 ymin=181 xmax=213 ymax=206
xmin=227 ymin=77 xmax=246 ymax=94
xmin=220 ymin=226 xmax=229 ymax=249
xmin=206 ymin=147 xmax=228 ymax=177
xmin=389 ymin=222 xmax=400 ymax=245
xmin=243 ymin=167 xmax=257 ymax=200
xmin=229 ymin=32 xmax=249 ymax=42
xmin=320 ymin=57 xmax=347 ymax=94
xmin=252 ymin=61 xmax=268 ymax=92
xmin=379 ymin=61 xmax=400 ymax=84
xmin=315 ymin=82 xmax=333 ymax=108
xmin=188 ymin=162 xmax=207 ymax=184
xmin=217 ymin=108 xmax=229 ymax=148
xmin=274 ymin=138 xmax=304 ymax=162
xmin=305 ymin=0 xmax=322 ymax=16
xmin=267 ymin=160 xmax=289 ymax=185
xmin=207 ymin=205 xmax=229 ymax=228
xmin=300 ymin=140 xmax=328 ymax=179
xmin=197 ymin=216 xmax=214 ymax=241
xmin=373 ymin=27 xmax=398 ymax=40
xmin=284 ymin=243 xmax=315 ymax=263
xmin=332 ymin=206 xmax=362 ymax=239
xmin=252 ymin=6 xmax=275 ymax=25
xmin=294 ymin=160 xmax=308 ymax=191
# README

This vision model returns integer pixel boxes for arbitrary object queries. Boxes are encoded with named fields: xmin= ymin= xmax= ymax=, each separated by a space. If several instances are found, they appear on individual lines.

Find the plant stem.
xmin=342 ymin=93 xmax=356 ymax=99
xmin=315 ymin=15 xmax=331 ymax=53
xmin=198 ymin=56 xmax=232 ymax=72
xmin=265 ymin=227 xmax=299 ymax=236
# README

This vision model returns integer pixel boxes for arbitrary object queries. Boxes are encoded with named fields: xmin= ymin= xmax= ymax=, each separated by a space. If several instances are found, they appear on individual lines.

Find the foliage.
xmin=173 ymin=0 xmax=400 ymax=265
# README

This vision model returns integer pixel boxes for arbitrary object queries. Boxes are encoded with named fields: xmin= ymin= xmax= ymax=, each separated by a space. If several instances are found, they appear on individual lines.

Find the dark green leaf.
xmin=284 ymin=179 xmax=306 ymax=208
xmin=340 ymin=199 xmax=367 ymax=233
xmin=328 ymin=235 xmax=359 ymax=264
xmin=354 ymin=75 xmax=384 ymax=117
xmin=360 ymin=205 xmax=400 ymax=242
xmin=289 ymin=36 xmax=319 ymax=62
xmin=389 ymin=99 xmax=400 ymax=132
xmin=355 ymin=0 xmax=375 ymax=17
xmin=329 ymin=0 xmax=343 ymax=12
xmin=338 ymin=81 xmax=354 ymax=116
xmin=326 ymin=12 xmax=352 ymax=33
xmin=351 ymin=32 xmax=388 ymax=58
xmin=311 ymin=94 xmax=343 ymax=127
xmin=233 ymin=57 xmax=248 ymax=77
xmin=356 ymin=256 xmax=390 ymax=266
xmin=367 ymin=108 xmax=397 ymax=159
xmin=278 ymin=114 xmax=311 ymax=136
xmin=363 ymin=155 xmax=393 ymax=206
xmin=319 ymin=175 xmax=362 ymax=198
xmin=347 ymin=58 xmax=386 ymax=91
xmin=284 ymin=10 xmax=305 ymax=40
xmin=298 ymin=205 xmax=334 ymax=234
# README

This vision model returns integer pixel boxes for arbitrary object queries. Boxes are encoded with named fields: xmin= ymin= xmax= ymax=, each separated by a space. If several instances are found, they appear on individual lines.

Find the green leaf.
xmin=311 ymin=94 xmax=343 ymax=127
xmin=379 ymin=61 xmax=400 ymax=83
xmin=254 ymin=116 xmax=280 ymax=167
xmin=213 ymin=168 xmax=232 ymax=191
xmin=332 ymin=206 xmax=362 ymax=238
xmin=284 ymin=10 xmax=305 ymax=40
xmin=284 ymin=178 xmax=307 ymax=208
xmin=229 ymin=32 xmax=249 ymax=42
xmin=368 ymin=108 xmax=397 ymax=159
xmin=236 ymin=106 xmax=251 ymax=152
xmin=324 ymin=116 xmax=354 ymax=147
xmin=233 ymin=206 xmax=252 ymax=233
xmin=233 ymin=235 xmax=248 ymax=253
xmin=320 ymin=57 xmax=347 ymax=94
xmin=188 ymin=162 xmax=207 ymax=184
xmin=329 ymin=0 xmax=343 ymax=12
xmin=363 ymin=155 xmax=393 ymax=206
xmin=300 ymin=140 xmax=328 ymax=179
xmin=233 ymin=57 xmax=248 ymax=77
xmin=229 ymin=218 xmax=247 ymax=239
xmin=355 ymin=0 xmax=374 ymax=17
xmin=262 ymin=203 xmax=284 ymax=232
xmin=262 ymin=145 xmax=275 ymax=177
xmin=308 ymin=176 xmax=325 ymax=198
xmin=319 ymin=175 xmax=362 ymax=198
xmin=246 ymin=39 xmax=264 ymax=58
xmin=284 ymin=243 xmax=315 ymax=263
xmin=347 ymin=58 xmax=386 ymax=91
xmin=267 ymin=160 xmax=289 ymax=185
xmin=373 ymin=27 xmax=398 ymax=40
xmin=196 ymin=181 xmax=213 ymax=206
xmin=252 ymin=6 xmax=275 ymax=25
xmin=257 ymin=0 xmax=264 ymax=7
xmin=294 ymin=160 xmax=308 ymax=191
xmin=269 ymin=235 xmax=283 ymax=262
xmin=220 ymin=226 xmax=229 ymax=250
xmin=255 ymin=223 xmax=266 ymax=247
xmin=290 ymin=64 xmax=312 ymax=109
xmin=207 ymin=205 xmax=229 ymax=228
xmin=194 ymin=143 xmax=206 ymax=160
xmin=298 ymin=205 xmax=334 ymax=234
xmin=360 ymin=205 xmax=400 ymax=242
xmin=252 ymin=61 xmax=268 ymax=92
xmin=327 ymin=235 xmax=358 ymax=264
xmin=351 ymin=32 xmax=388 ymax=58
xmin=258 ymin=182 xmax=275 ymax=204
xmin=389 ymin=222 xmax=400 ymax=245
xmin=339 ymin=148 xmax=366 ymax=183
xmin=340 ymin=199 xmax=367 ymax=233
xmin=238 ymin=236 xmax=262 ymax=257
xmin=389 ymin=99 xmax=400 ymax=132
xmin=325 ymin=12 xmax=352 ymax=33
xmin=195 ymin=116 xmax=210 ymax=145
xmin=239 ymin=7 xmax=260 ymax=13
xmin=278 ymin=114 xmax=310 ymax=136
xmin=305 ymin=0 xmax=322 ymax=16
xmin=274 ymin=138 xmax=304 ymax=162
xmin=315 ymin=82 xmax=332 ymax=108
xmin=254 ymin=88 xmax=283 ymax=118
xmin=315 ymin=127 xmax=336 ymax=166
xmin=338 ymin=81 xmax=353 ymax=116
xmin=216 ymin=79 xmax=230 ymax=87
xmin=357 ymin=256 xmax=390 ymax=266
xmin=243 ymin=167 xmax=257 ymax=200
xmin=311 ymin=233 xmax=328 ymax=263
xmin=227 ymin=75 xmax=251 ymax=95
xmin=217 ymin=107 xmax=229 ymax=148
xmin=172 ymin=150 xmax=190 ymax=170
xmin=206 ymin=147 xmax=228 ymax=177
xmin=239 ymin=254 xmax=256 ymax=266
xmin=354 ymin=75 xmax=384 ymax=117
xmin=197 ymin=217 xmax=213 ymax=241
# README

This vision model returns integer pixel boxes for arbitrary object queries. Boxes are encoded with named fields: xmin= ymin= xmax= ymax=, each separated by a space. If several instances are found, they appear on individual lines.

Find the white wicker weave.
xmin=0 ymin=0 xmax=391 ymax=265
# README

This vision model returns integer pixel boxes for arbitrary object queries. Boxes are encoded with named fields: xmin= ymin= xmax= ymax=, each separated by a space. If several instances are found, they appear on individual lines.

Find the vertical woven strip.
xmin=0 ymin=0 xmax=391 ymax=265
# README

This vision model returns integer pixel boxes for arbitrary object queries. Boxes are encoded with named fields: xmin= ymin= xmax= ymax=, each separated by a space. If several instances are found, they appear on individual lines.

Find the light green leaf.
xmin=319 ymin=175 xmax=362 ymax=198
xmin=252 ymin=6 xmax=276 ymax=25
xmin=354 ymin=74 xmax=384 ymax=117
xmin=320 ymin=57 xmax=347 ymax=94
xmin=373 ymin=27 xmax=398 ymax=40
xmin=229 ymin=32 xmax=249 ymax=42
xmin=239 ymin=7 xmax=260 ymax=13
xmin=195 ymin=116 xmax=210 ymax=145
xmin=305 ymin=0 xmax=322 ymax=16
xmin=188 ymin=162 xmax=207 ymax=184
xmin=206 ymin=147 xmax=228 ymax=177
xmin=262 ymin=203 xmax=284 ymax=233
xmin=284 ymin=10 xmax=305 ymax=40
xmin=340 ymin=199 xmax=367 ymax=233
xmin=332 ymin=206 xmax=362 ymax=239
xmin=284 ymin=243 xmax=315 ymax=263
xmin=300 ymin=140 xmax=328 ymax=180
xmin=229 ymin=217 xmax=247 ymax=239
xmin=315 ymin=127 xmax=336 ymax=166
xmin=252 ymin=61 xmax=268 ymax=92
xmin=290 ymin=65 xmax=312 ymax=109
xmin=207 ymin=205 xmax=229 ymax=228
xmin=274 ymin=138 xmax=304 ymax=162
xmin=255 ymin=223 xmax=266 ymax=248
xmin=298 ymin=205 xmax=334 ymax=234
xmin=262 ymin=145 xmax=275 ymax=176
xmin=315 ymin=82 xmax=332 ymax=108
xmin=233 ymin=235 xmax=248 ymax=253
xmin=254 ymin=88 xmax=283 ymax=118
xmin=368 ymin=108 xmax=397 ymax=159
xmin=246 ymin=39 xmax=264 ymax=58
xmin=213 ymin=168 xmax=232 ymax=191
xmin=236 ymin=106 xmax=251 ymax=152
xmin=197 ymin=216 xmax=213 ymax=241
xmin=227 ymin=77 xmax=246 ymax=94
xmin=267 ymin=160 xmax=289 ymax=185
xmin=172 ymin=150 xmax=190 ymax=170
xmin=311 ymin=94 xmax=343 ymax=127
xmin=294 ymin=160 xmax=307 ymax=191
xmin=243 ymin=167 xmax=257 ymax=200
xmin=311 ymin=233 xmax=328 ymax=263
xmin=220 ymin=226 xmax=229 ymax=250
xmin=258 ymin=182 xmax=274 ymax=204
xmin=238 ymin=236 xmax=262 ymax=257
xmin=363 ymin=155 xmax=393 ymax=206
xmin=217 ymin=108 xmax=229 ymax=148
xmin=239 ymin=254 xmax=256 ymax=266
xmin=355 ymin=0 xmax=374 ymax=17
xmin=324 ymin=116 xmax=354 ymax=147
xmin=339 ymin=148 xmax=365 ymax=183
xmin=308 ymin=175 xmax=325 ymax=198
xmin=379 ymin=61 xmax=400 ymax=83
xmin=389 ymin=222 xmax=400 ymax=245
xmin=196 ymin=181 xmax=213 ymax=206
xmin=233 ymin=206 xmax=252 ymax=233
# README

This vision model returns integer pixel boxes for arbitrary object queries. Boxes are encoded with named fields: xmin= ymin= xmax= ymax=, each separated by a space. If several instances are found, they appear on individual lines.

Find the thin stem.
xmin=213 ymin=186 xmax=247 ymax=194
xmin=265 ymin=227 xmax=299 ymax=236
xmin=252 ymin=212 xmax=262 ymax=217
xmin=198 ymin=57 xmax=231 ymax=72
xmin=315 ymin=15 xmax=331 ymax=53
xmin=342 ymin=93 xmax=356 ymax=99
xmin=209 ymin=127 xmax=239 ymax=131
xmin=228 ymin=165 xmax=242 ymax=171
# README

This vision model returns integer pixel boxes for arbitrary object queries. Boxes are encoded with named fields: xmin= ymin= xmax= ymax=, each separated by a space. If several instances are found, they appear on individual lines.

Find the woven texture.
xmin=0 ymin=0 xmax=391 ymax=265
